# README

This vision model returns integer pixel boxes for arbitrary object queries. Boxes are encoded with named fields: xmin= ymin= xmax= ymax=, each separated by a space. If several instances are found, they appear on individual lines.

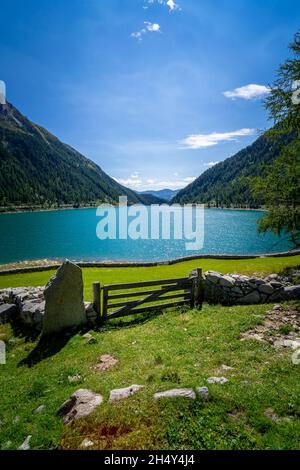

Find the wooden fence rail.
xmin=92 ymin=268 xmax=203 ymax=322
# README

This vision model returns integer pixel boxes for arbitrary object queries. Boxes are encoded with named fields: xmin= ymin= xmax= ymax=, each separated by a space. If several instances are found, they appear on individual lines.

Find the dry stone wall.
xmin=204 ymin=271 xmax=300 ymax=305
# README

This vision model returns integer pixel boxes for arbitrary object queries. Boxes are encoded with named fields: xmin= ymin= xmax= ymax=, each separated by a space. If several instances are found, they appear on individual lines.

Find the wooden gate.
xmin=92 ymin=268 xmax=203 ymax=322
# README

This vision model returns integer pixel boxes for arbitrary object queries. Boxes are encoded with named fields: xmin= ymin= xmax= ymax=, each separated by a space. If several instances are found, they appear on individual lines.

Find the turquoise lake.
xmin=0 ymin=207 xmax=293 ymax=264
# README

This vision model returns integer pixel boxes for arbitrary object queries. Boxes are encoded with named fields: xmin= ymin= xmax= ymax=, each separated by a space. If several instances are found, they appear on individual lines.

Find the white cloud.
xmin=204 ymin=161 xmax=220 ymax=167
xmin=181 ymin=128 xmax=256 ymax=149
xmin=166 ymin=0 xmax=179 ymax=11
xmin=145 ymin=0 xmax=180 ymax=12
xmin=223 ymin=84 xmax=270 ymax=100
xmin=114 ymin=177 xmax=143 ymax=188
xmin=131 ymin=21 xmax=161 ymax=40
xmin=113 ymin=175 xmax=196 ymax=191
xmin=145 ymin=21 xmax=161 ymax=32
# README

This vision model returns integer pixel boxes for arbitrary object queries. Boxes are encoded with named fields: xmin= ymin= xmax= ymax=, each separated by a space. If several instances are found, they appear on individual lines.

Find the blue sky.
xmin=1 ymin=0 xmax=299 ymax=190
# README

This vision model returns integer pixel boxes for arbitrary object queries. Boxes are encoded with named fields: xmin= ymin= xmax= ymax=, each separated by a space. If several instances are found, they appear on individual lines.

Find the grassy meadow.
xmin=0 ymin=255 xmax=299 ymax=450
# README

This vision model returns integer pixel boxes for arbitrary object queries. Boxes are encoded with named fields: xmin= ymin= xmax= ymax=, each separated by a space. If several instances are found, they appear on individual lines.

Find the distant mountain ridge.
xmin=139 ymin=188 xmax=179 ymax=202
xmin=172 ymin=130 xmax=294 ymax=207
xmin=0 ymin=102 xmax=155 ymax=208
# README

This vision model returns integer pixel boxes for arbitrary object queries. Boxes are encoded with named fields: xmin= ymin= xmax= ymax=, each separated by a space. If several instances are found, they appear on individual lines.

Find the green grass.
xmin=0 ymin=256 xmax=299 ymax=450
xmin=0 ymin=255 xmax=300 ymax=301
xmin=0 ymin=303 xmax=299 ymax=450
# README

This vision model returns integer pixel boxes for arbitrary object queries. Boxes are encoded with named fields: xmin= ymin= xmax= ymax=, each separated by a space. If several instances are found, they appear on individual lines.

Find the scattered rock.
xmin=33 ymin=405 xmax=45 ymax=414
xmin=241 ymin=304 xmax=300 ymax=350
xmin=207 ymin=377 xmax=228 ymax=384
xmin=274 ymin=339 xmax=300 ymax=350
xmin=153 ymin=388 xmax=196 ymax=400
xmin=83 ymin=332 xmax=97 ymax=344
xmin=241 ymin=333 xmax=265 ymax=342
xmin=13 ymin=416 xmax=20 ymax=424
xmin=57 ymin=389 xmax=103 ymax=425
xmin=195 ymin=386 xmax=210 ymax=400
xmin=68 ymin=374 xmax=82 ymax=383
xmin=221 ymin=364 xmax=234 ymax=371
xmin=42 ymin=261 xmax=87 ymax=336
xmin=92 ymin=354 xmax=118 ymax=372
xmin=18 ymin=435 xmax=32 ymax=450
xmin=109 ymin=384 xmax=144 ymax=403
xmin=80 ymin=438 xmax=94 ymax=448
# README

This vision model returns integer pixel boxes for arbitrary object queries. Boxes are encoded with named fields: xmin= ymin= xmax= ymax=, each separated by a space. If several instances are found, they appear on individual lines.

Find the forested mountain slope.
xmin=173 ymin=131 xmax=293 ymax=207
xmin=0 ymin=102 xmax=154 ymax=208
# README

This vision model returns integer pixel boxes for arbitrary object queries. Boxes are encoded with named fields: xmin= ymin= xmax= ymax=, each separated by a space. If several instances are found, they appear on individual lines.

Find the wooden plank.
xmin=107 ymin=292 xmax=191 ymax=310
xmin=92 ymin=282 xmax=101 ymax=317
xmin=159 ymin=292 xmax=191 ymax=301
xmin=107 ymin=300 xmax=136 ymax=309
xmin=107 ymin=284 xmax=191 ymax=301
xmin=198 ymin=268 xmax=204 ymax=309
xmin=107 ymin=300 xmax=188 ymax=319
xmin=104 ymin=277 xmax=191 ymax=291
xmin=189 ymin=268 xmax=203 ymax=309
xmin=102 ymin=286 xmax=109 ymax=321
xmin=194 ymin=268 xmax=202 ymax=309
xmin=108 ymin=289 xmax=163 ymax=300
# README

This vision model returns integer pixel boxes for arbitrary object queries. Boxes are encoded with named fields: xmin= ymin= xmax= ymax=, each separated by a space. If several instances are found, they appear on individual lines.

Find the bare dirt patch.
xmin=91 ymin=354 xmax=118 ymax=372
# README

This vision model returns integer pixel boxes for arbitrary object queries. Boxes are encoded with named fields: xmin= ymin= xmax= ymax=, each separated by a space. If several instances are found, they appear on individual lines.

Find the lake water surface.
xmin=0 ymin=207 xmax=292 ymax=264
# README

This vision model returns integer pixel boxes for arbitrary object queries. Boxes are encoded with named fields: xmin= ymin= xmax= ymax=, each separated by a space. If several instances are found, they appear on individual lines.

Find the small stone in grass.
xmin=68 ymin=374 xmax=82 ymax=383
xmin=33 ymin=405 xmax=46 ymax=414
xmin=18 ymin=435 xmax=32 ymax=450
xmin=221 ymin=364 xmax=234 ymax=371
xmin=196 ymin=386 xmax=210 ymax=400
xmin=207 ymin=377 xmax=228 ymax=384
xmin=80 ymin=438 xmax=94 ymax=448
xmin=57 ymin=389 xmax=103 ymax=425
xmin=83 ymin=333 xmax=97 ymax=344
xmin=109 ymin=384 xmax=144 ymax=402
xmin=153 ymin=388 xmax=196 ymax=400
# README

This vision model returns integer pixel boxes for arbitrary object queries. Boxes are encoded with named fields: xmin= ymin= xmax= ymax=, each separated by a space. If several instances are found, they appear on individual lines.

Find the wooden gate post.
xmin=92 ymin=282 xmax=101 ymax=319
xmin=189 ymin=268 xmax=203 ymax=309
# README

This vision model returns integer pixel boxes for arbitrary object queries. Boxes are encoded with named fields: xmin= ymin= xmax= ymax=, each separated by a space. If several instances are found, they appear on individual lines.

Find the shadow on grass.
xmin=11 ymin=319 xmax=41 ymax=342
xmin=98 ymin=308 xmax=169 ymax=332
xmin=17 ymin=306 xmax=188 ymax=367
xmin=18 ymin=325 xmax=87 ymax=368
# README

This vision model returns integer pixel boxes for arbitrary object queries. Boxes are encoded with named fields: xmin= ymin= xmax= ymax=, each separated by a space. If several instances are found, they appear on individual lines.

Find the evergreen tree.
xmin=252 ymin=31 xmax=300 ymax=247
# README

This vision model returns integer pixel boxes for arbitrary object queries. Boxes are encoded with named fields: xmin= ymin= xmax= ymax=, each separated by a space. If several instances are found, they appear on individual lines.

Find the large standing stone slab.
xmin=42 ymin=261 xmax=86 ymax=336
